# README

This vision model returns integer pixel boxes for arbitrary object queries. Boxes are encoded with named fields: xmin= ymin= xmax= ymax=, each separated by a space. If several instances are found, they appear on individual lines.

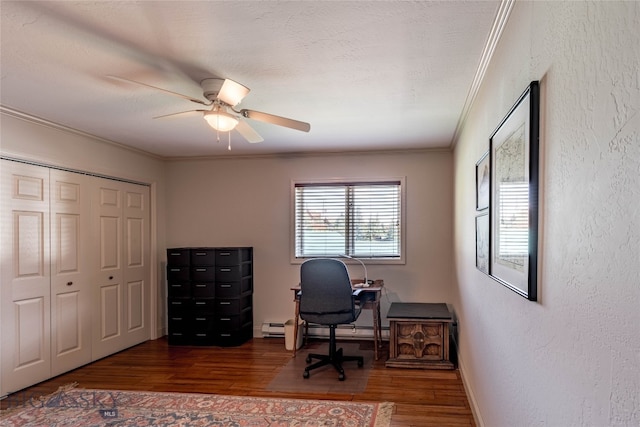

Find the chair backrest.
xmin=299 ymin=258 xmax=358 ymax=325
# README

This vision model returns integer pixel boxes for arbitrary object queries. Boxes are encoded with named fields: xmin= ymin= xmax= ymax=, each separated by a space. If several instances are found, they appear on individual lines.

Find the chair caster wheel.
xmin=338 ymin=373 xmax=345 ymax=381
xmin=306 ymin=355 xmax=312 ymax=363
xmin=303 ymin=370 xmax=310 ymax=379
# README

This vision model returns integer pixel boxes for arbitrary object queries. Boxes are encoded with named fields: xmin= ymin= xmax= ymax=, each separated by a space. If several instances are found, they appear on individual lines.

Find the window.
xmin=293 ymin=179 xmax=403 ymax=260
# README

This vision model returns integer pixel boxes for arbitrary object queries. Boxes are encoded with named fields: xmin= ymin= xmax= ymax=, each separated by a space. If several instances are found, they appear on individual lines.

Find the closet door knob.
xmin=109 ymin=276 xmax=114 ymax=280
xmin=67 ymin=281 xmax=73 ymax=286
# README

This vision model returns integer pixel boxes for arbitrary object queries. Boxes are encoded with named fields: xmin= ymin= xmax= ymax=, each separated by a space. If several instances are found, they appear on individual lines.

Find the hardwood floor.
xmin=1 ymin=337 xmax=476 ymax=426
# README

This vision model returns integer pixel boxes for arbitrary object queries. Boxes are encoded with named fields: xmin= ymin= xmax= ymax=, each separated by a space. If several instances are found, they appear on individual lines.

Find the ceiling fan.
xmin=108 ymin=75 xmax=310 ymax=147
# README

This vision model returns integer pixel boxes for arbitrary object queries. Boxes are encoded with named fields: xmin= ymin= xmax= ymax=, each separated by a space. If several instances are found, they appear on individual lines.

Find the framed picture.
xmin=489 ymin=81 xmax=539 ymax=301
xmin=475 ymin=213 xmax=489 ymax=274
xmin=476 ymin=151 xmax=490 ymax=211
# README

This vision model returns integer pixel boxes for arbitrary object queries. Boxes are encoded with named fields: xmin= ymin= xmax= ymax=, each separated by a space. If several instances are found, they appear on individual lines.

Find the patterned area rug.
xmin=0 ymin=386 xmax=394 ymax=426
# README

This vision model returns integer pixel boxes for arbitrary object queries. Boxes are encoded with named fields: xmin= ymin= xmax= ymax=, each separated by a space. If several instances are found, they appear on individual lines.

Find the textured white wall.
xmin=453 ymin=2 xmax=639 ymax=426
xmin=164 ymin=151 xmax=454 ymax=333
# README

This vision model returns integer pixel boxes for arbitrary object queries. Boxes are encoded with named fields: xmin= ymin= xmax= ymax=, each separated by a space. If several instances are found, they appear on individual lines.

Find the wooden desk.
xmin=291 ymin=280 xmax=384 ymax=360
xmin=385 ymin=302 xmax=454 ymax=369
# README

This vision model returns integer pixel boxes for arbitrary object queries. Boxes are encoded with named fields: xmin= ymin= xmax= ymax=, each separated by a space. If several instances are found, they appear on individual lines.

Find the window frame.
xmin=290 ymin=177 xmax=406 ymax=265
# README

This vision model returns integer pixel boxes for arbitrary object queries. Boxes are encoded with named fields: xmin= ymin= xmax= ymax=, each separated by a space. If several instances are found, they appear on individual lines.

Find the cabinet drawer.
xmin=191 ymin=332 xmax=217 ymax=346
xmin=168 ymin=298 xmax=190 ymax=313
xmin=192 ymin=282 xmax=215 ymax=298
xmin=215 ymin=248 xmax=252 ymax=266
xmin=191 ymin=266 xmax=216 ymax=281
xmin=214 ymin=326 xmax=253 ymax=347
xmin=166 ymin=248 xmax=190 ymax=266
xmin=167 ymin=282 xmax=191 ymax=298
xmin=216 ymin=308 xmax=252 ymax=331
xmin=192 ymin=298 xmax=216 ymax=314
xmin=190 ymin=248 xmax=216 ymax=266
xmin=215 ymin=295 xmax=252 ymax=315
xmin=192 ymin=315 xmax=216 ymax=332
xmin=215 ymin=278 xmax=252 ymax=298
xmin=168 ymin=331 xmax=191 ymax=346
xmin=215 ymin=264 xmax=251 ymax=282
xmin=168 ymin=314 xmax=190 ymax=331
xmin=167 ymin=266 xmax=190 ymax=282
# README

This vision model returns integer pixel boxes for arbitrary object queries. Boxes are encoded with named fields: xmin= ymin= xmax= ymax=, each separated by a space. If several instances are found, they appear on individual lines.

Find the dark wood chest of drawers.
xmin=167 ymin=247 xmax=253 ymax=346
xmin=386 ymin=302 xmax=454 ymax=369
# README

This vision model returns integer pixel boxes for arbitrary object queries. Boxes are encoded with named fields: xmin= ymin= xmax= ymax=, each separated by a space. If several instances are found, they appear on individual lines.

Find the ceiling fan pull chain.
xmin=228 ymin=132 xmax=232 ymax=150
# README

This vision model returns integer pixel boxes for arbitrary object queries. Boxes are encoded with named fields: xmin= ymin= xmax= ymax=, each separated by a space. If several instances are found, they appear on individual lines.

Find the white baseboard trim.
xmin=457 ymin=354 xmax=485 ymax=427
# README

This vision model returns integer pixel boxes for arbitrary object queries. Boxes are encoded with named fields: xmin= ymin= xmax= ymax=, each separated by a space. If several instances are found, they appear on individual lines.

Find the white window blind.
xmin=294 ymin=181 xmax=401 ymax=259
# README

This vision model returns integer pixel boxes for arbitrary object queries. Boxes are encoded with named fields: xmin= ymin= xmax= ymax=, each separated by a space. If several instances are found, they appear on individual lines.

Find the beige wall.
xmin=164 ymin=150 xmax=454 ymax=331
xmin=453 ymin=1 xmax=639 ymax=426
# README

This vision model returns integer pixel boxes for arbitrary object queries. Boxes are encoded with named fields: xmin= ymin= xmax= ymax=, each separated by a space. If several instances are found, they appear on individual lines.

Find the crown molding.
xmin=449 ymin=0 xmax=515 ymax=149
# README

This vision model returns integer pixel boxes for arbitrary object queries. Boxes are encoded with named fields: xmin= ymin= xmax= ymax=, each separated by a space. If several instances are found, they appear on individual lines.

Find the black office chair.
xmin=299 ymin=258 xmax=364 ymax=381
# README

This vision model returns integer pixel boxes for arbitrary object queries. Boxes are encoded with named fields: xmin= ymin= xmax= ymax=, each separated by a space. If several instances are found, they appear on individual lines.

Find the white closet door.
xmin=0 ymin=161 xmax=51 ymax=396
xmin=121 ymin=183 xmax=150 ymax=348
xmin=92 ymin=180 xmax=150 ymax=359
xmin=50 ymin=170 xmax=92 ymax=375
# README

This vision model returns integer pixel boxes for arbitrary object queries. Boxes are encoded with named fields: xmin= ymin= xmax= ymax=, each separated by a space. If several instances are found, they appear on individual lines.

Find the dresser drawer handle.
xmin=196 ymin=268 xmax=207 ymax=272
xmin=219 ymin=302 xmax=231 ymax=305
xmin=195 ymin=317 xmax=206 ymax=321
xmin=220 ymin=333 xmax=231 ymax=337
xmin=173 ymin=333 xmax=183 ymax=336
xmin=196 ymin=333 xmax=207 ymax=337
xmin=170 ymin=284 xmax=182 ymax=287
xmin=220 ymin=268 xmax=231 ymax=272
xmin=169 ymin=252 xmax=181 ymax=256
xmin=220 ymin=252 xmax=231 ymax=256
xmin=171 ymin=302 xmax=183 ymax=305
xmin=220 ymin=318 xmax=231 ymax=321
xmin=170 ymin=268 xmax=181 ymax=272
xmin=195 ymin=252 xmax=207 ymax=256
xmin=171 ymin=317 xmax=183 ymax=321
xmin=220 ymin=284 xmax=231 ymax=288
xmin=195 ymin=284 xmax=206 ymax=287
xmin=195 ymin=302 xmax=206 ymax=305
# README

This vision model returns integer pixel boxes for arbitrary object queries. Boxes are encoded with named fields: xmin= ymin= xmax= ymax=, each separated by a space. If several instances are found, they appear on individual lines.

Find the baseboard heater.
xmin=261 ymin=321 xmax=389 ymax=340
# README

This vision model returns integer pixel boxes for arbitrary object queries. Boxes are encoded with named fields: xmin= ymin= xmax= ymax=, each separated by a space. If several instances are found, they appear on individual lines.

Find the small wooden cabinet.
xmin=167 ymin=247 xmax=253 ymax=347
xmin=386 ymin=303 xmax=454 ymax=369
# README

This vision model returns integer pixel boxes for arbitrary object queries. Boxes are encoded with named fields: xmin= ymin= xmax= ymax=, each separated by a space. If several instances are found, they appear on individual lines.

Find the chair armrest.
xmin=352 ymin=289 xmax=364 ymax=297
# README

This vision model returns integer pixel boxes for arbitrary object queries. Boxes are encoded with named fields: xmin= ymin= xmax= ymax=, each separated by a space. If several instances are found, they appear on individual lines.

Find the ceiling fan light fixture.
xmin=204 ymin=108 xmax=239 ymax=132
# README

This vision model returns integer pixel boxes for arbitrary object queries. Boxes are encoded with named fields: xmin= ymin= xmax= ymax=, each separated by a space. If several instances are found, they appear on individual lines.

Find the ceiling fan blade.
xmin=153 ymin=109 xmax=206 ymax=119
xmin=107 ymin=75 xmax=211 ymax=106
xmin=235 ymin=120 xmax=264 ymax=143
xmin=218 ymin=79 xmax=250 ymax=106
xmin=239 ymin=109 xmax=311 ymax=132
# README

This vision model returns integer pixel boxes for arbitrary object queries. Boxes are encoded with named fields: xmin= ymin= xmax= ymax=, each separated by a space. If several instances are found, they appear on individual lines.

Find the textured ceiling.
xmin=0 ymin=1 xmax=500 ymax=158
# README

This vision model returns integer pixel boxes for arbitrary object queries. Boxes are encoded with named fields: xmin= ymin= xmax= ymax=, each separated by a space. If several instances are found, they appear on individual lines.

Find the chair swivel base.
xmin=302 ymin=326 xmax=364 ymax=381
xmin=303 ymin=348 xmax=364 ymax=381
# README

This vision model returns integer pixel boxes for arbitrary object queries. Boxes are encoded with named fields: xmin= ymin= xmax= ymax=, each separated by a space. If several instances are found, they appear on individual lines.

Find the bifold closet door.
xmin=1 ymin=161 xmax=51 ymax=396
xmin=49 ymin=169 xmax=92 ymax=376
xmin=92 ymin=179 xmax=150 ymax=360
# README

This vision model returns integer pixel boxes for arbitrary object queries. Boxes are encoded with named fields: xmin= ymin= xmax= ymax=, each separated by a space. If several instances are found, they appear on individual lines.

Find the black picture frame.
xmin=476 ymin=151 xmax=490 ymax=211
xmin=489 ymin=81 xmax=539 ymax=301
xmin=476 ymin=212 xmax=489 ymax=274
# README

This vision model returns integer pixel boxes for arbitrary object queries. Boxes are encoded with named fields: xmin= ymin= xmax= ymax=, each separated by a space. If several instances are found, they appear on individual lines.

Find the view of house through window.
xmin=294 ymin=180 xmax=402 ymax=259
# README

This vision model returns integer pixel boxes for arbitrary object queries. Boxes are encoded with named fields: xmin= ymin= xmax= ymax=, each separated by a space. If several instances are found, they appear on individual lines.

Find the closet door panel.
xmin=1 ymin=161 xmax=51 ymax=396
xmin=122 ymin=185 xmax=150 ymax=346
xmin=50 ymin=170 xmax=91 ymax=375
xmin=92 ymin=182 xmax=125 ymax=359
